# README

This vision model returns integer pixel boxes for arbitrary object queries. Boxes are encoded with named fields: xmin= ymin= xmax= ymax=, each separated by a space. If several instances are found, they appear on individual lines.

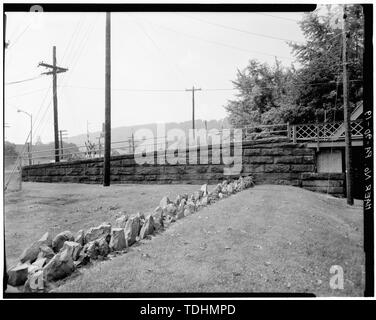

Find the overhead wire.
xmin=31 ymin=16 xmax=88 ymax=141
xmin=139 ymin=16 xmax=295 ymax=61
xmin=128 ymin=14 xmax=186 ymax=84
xmin=5 ymin=75 xmax=43 ymax=85
xmin=179 ymin=13 xmax=304 ymax=44
xmin=38 ymin=14 xmax=101 ymax=140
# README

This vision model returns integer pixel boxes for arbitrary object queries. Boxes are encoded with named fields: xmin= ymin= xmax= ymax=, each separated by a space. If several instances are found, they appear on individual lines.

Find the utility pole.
xmin=103 ymin=12 xmax=111 ymax=187
xmin=342 ymin=5 xmax=353 ymax=205
xmin=185 ymin=86 xmax=202 ymax=134
xmin=38 ymin=46 xmax=68 ymax=163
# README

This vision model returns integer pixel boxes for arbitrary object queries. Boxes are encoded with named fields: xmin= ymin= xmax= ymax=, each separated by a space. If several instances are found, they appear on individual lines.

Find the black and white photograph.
xmin=1 ymin=1 xmax=373 ymax=301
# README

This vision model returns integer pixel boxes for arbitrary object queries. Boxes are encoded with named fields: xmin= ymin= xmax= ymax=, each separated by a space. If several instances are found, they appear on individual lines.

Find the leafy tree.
xmin=224 ymin=59 xmax=297 ymax=128
xmin=289 ymin=4 xmax=363 ymax=123
xmin=4 ymin=141 xmax=19 ymax=167
xmin=225 ymin=4 xmax=364 ymax=126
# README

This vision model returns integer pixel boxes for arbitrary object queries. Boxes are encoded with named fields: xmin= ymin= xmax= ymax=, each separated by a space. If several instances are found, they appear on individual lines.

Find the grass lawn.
xmin=4 ymin=182 xmax=201 ymax=268
xmin=5 ymin=183 xmax=364 ymax=296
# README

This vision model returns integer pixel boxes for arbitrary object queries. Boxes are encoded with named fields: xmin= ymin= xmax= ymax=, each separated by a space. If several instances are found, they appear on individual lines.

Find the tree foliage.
xmin=225 ymin=4 xmax=364 ymax=127
xmin=4 ymin=141 xmax=19 ymax=167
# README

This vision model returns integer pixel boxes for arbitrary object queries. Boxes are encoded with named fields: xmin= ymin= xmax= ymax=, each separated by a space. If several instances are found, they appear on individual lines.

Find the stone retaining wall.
xmin=21 ymin=138 xmax=345 ymax=197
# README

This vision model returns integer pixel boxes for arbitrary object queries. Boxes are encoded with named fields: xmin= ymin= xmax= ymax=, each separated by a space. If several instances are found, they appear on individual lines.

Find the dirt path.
xmin=51 ymin=185 xmax=364 ymax=296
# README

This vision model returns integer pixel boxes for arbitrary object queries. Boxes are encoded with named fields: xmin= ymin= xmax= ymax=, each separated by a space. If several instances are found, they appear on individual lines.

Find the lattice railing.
xmin=292 ymin=120 xmax=363 ymax=142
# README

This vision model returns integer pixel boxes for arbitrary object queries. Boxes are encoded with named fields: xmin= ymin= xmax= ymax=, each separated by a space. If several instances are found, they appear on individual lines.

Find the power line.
xmin=7 ymin=23 xmax=31 ymax=50
xmin=35 ymin=15 xmax=98 ymax=142
xmin=59 ymin=79 xmax=362 ymax=92
xmin=129 ymin=15 xmax=186 ymax=84
xmin=6 ymin=87 xmax=49 ymax=99
xmin=254 ymin=13 xmax=302 ymax=23
xmin=180 ymin=13 xmax=304 ymax=44
xmin=140 ymin=17 xmax=295 ymax=61
xmin=5 ymin=75 xmax=43 ymax=85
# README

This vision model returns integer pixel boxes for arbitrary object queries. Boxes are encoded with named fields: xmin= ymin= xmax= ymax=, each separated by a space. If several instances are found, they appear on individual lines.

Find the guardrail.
xmin=289 ymin=120 xmax=363 ymax=143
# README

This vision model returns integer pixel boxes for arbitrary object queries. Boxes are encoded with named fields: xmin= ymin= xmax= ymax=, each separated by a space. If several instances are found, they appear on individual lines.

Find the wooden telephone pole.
xmin=185 ymin=86 xmax=202 ymax=135
xmin=103 ymin=12 xmax=111 ymax=186
xmin=342 ymin=5 xmax=354 ymax=205
xmin=38 ymin=46 xmax=68 ymax=163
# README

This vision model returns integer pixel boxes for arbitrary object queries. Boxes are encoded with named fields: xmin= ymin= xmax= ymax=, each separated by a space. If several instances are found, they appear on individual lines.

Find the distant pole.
xmin=342 ymin=5 xmax=353 ymax=205
xmin=185 ymin=86 xmax=202 ymax=134
xmin=103 ymin=12 xmax=111 ymax=186
xmin=131 ymin=133 xmax=135 ymax=154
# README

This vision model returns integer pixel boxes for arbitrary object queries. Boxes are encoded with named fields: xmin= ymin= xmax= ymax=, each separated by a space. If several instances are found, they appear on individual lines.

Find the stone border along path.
xmin=6 ymin=175 xmax=255 ymax=292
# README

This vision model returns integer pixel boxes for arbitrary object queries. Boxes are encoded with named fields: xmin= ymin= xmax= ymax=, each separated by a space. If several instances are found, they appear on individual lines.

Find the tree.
xmin=289 ymin=4 xmax=363 ymax=123
xmin=224 ymin=4 xmax=364 ymax=126
xmin=4 ymin=141 xmax=19 ymax=167
xmin=224 ymin=59 xmax=297 ymax=128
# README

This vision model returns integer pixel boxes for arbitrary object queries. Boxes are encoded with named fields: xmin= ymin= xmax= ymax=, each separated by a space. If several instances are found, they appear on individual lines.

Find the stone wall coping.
xmin=22 ymin=138 xmax=303 ymax=170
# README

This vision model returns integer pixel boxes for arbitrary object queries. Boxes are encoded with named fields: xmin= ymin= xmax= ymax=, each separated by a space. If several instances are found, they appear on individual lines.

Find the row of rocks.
xmin=7 ymin=175 xmax=254 ymax=292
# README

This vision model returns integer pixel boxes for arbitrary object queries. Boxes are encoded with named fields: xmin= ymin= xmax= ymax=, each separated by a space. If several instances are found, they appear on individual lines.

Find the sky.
xmin=4 ymin=10 xmax=309 ymax=144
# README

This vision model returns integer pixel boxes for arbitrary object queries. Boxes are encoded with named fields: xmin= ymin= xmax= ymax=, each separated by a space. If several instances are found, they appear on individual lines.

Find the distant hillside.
xmin=66 ymin=118 xmax=231 ymax=148
xmin=12 ymin=141 xmax=80 ymax=165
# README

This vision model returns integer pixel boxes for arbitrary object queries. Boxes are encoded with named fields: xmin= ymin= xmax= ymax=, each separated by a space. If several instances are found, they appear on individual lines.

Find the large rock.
xmin=163 ymin=215 xmax=175 ymax=228
xmin=32 ymin=257 xmax=47 ymax=268
xmin=244 ymin=175 xmax=254 ymax=188
xmin=28 ymin=264 xmax=42 ymax=275
xmin=62 ymin=241 xmax=82 ymax=261
xmin=212 ymin=183 xmax=222 ymax=195
xmin=7 ymin=263 xmax=29 ymax=286
xmin=19 ymin=232 xmax=52 ymax=264
xmin=181 ymin=193 xmax=189 ymax=201
xmin=37 ymin=245 xmax=55 ymax=261
xmin=82 ymin=241 xmax=98 ymax=260
xmin=52 ymin=230 xmax=74 ymax=253
xmin=226 ymin=183 xmax=234 ymax=195
xmin=124 ymin=216 xmax=141 ymax=246
xmin=115 ymin=214 xmax=129 ymax=228
xmin=139 ymin=215 xmax=155 ymax=239
xmin=159 ymin=196 xmax=171 ymax=209
xmin=137 ymin=212 xmax=145 ymax=228
xmin=174 ymin=195 xmax=182 ymax=206
xmin=43 ymin=248 xmax=75 ymax=282
xmin=176 ymin=199 xmax=186 ymax=219
xmin=200 ymin=196 xmax=209 ymax=206
xmin=184 ymin=208 xmax=192 ymax=217
xmin=97 ymin=236 xmax=111 ymax=257
xmin=236 ymin=177 xmax=246 ymax=192
xmin=184 ymin=200 xmax=196 ymax=215
xmin=200 ymin=184 xmax=208 ymax=196
xmin=24 ymin=269 xmax=45 ymax=293
xmin=165 ymin=203 xmax=177 ymax=217
xmin=74 ymin=229 xmax=85 ymax=246
xmin=84 ymin=223 xmax=111 ymax=243
xmin=109 ymin=228 xmax=127 ymax=251
xmin=193 ymin=190 xmax=203 ymax=201
xmin=152 ymin=207 xmax=164 ymax=231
